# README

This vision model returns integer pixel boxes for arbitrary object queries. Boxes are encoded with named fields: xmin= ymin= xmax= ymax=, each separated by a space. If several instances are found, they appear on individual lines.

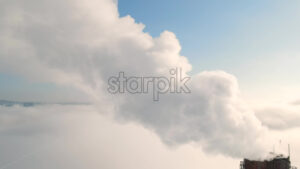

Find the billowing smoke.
xmin=0 ymin=0 xmax=270 ymax=158
xmin=256 ymin=104 xmax=300 ymax=130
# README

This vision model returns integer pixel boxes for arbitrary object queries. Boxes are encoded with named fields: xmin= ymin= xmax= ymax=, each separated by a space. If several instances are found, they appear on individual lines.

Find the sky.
xmin=1 ymin=0 xmax=300 ymax=169
xmin=118 ymin=0 xmax=300 ymax=106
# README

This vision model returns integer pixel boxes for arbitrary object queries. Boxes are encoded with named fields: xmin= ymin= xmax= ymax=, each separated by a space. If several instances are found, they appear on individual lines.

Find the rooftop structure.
xmin=240 ymin=154 xmax=297 ymax=169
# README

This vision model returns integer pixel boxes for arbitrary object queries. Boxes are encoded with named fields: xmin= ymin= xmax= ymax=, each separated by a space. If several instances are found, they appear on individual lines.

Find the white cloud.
xmin=256 ymin=104 xmax=300 ymax=130
xmin=0 ymin=0 xmax=276 ymax=160
xmin=0 ymin=104 xmax=241 ymax=169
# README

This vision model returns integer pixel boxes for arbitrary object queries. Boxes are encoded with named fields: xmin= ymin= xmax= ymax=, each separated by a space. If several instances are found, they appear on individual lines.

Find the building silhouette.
xmin=240 ymin=154 xmax=297 ymax=169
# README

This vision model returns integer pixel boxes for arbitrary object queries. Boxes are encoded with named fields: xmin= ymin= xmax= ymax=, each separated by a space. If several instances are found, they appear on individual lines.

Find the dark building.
xmin=240 ymin=155 xmax=297 ymax=169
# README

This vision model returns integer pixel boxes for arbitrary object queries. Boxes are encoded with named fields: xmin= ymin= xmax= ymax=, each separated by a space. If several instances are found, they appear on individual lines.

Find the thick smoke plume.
xmin=0 ymin=0 xmax=270 ymax=158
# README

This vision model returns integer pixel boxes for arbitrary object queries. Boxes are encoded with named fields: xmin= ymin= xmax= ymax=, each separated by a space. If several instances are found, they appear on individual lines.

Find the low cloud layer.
xmin=0 ymin=105 xmax=242 ymax=169
xmin=0 ymin=0 xmax=273 ymax=159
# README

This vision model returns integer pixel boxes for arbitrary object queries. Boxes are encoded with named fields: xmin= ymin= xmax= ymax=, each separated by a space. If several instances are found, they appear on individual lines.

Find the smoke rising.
xmin=0 ymin=0 xmax=270 ymax=159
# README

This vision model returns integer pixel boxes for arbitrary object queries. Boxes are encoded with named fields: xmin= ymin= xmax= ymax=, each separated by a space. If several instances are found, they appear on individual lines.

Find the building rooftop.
xmin=240 ymin=154 xmax=297 ymax=169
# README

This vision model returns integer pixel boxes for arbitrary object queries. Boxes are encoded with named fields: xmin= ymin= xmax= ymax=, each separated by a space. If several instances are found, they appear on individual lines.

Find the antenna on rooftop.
xmin=288 ymin=144 xmax=291 ymax=158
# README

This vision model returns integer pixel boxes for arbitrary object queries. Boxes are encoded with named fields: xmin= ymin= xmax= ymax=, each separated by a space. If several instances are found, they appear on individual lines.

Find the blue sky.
xmin=1 ymin=0 xmax=300 ymax=103
xmin=118 ymin=0 xmax=272 ymax=72
xmin=118 ymin=0 xmax=300 ymax=74
xmin=118 ymin=0 xmax=300 ymax=104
